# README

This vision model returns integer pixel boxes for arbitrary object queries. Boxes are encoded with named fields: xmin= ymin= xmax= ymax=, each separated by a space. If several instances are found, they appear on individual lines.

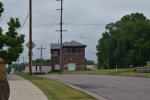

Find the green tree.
xmin=0 ymin=2 xmax=4 ymax=16
xmin=86 ymin=60 xmax=95 ymax=65
xmin=97 ymin=12 xmax=150 ymax=69
xmin=32 ymin=59 xmax=51 ymax=65
xmin=0 ymin=2 xmax=25 ymax=65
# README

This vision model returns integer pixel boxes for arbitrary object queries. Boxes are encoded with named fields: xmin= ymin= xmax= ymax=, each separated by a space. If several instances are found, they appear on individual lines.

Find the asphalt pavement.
xmin=41 ymin=74 xmax=150 ymax=100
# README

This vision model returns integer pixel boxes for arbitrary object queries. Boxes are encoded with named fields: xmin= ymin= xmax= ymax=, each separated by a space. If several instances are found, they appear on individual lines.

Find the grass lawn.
xmin=19 ymin=74 xmax=97 ymax=100
xmin=57 ymin=69 xmax=150 ymax=78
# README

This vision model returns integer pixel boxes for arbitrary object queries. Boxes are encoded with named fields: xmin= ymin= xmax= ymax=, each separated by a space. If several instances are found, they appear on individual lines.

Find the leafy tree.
xmin=0 ymin=2 xmax=4 ymax=16
xmin=0 ymin=2 xmax=25 ymax=65
xmin=97 ymin=13 xmax=150 ymax=69
xmin=32 ymin=59 xmax=51 ymax=65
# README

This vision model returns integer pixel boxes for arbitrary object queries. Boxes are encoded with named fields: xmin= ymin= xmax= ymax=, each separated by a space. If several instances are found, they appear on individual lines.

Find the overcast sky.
xmin=1 ymin=0 xmax=150 ymax=63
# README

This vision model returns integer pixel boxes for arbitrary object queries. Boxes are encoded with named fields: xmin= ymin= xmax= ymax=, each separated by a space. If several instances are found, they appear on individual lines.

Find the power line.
xmin=18 ymin=14 xmax=29 ymax=33
xmin=64 ymin=23 xmax=107 ymax=26
xmin=29 ymin=22 xmax=107 ymax=26
xmin=79 ymin=36 xmax=97 ymax=38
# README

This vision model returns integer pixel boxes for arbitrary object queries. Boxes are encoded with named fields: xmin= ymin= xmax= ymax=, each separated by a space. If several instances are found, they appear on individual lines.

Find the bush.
xmin=0 ymin=58 xmax=3 ymax=63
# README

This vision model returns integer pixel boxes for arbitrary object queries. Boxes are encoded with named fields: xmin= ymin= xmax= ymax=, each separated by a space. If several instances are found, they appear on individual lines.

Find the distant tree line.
xmin=32 ymin=59 xmax=51 ymax=65
xmin=8 ymin=59 xmax=51 ymax=72
xmin=96 ymin=13 xmax=150 ymax=69
xmin=86 ymin=60 xmax=95 ymax=65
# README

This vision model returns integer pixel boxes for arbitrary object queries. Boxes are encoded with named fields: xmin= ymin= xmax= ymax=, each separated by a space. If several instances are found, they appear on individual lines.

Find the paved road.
xmin=8 ymin=75 xmax=48 ymax=100
xmin=42 ymin=75 xmax=150 ymax=100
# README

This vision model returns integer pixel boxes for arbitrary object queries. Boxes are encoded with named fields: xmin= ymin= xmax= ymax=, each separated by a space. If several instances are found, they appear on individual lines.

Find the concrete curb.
xmin=59 ymin=81 xmax=108 ymax=100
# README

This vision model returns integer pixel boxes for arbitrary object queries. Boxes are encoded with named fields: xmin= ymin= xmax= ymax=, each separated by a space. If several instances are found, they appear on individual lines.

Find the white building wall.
xmin=86 ymin=65 xmax=95 ymax=70
xmin=24 ymin=66 xmax=51 ymax=74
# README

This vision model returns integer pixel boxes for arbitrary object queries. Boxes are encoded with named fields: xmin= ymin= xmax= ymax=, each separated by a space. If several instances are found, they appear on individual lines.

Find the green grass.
xmin=19 ymin=74 xmax=97 ymax=100
xmin=55 ymin=69 xmax=150 ymax=78
xmin=145 ymin=65 xmax=150 ymax=68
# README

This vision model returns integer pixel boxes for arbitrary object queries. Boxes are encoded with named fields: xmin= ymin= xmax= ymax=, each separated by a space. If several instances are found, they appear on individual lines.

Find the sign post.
xmin=26 ymin=41 xmax=36 ymax=74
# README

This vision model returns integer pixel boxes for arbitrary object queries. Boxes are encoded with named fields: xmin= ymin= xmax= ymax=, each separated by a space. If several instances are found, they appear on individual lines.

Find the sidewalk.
xmin=8 ymin=75 xmax=48 ymax=100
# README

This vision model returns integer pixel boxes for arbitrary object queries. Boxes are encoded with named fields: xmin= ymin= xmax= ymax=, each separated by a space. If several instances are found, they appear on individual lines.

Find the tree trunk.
xmin=0 ymin=63 xmax=10 ymax=100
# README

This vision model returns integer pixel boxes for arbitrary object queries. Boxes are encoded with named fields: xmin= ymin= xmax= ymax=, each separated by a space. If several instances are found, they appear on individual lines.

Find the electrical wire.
xmin=64 ymin=23 xmax=107 ymax=26
xmin=18 ymin=14 xmax=29 ymax=34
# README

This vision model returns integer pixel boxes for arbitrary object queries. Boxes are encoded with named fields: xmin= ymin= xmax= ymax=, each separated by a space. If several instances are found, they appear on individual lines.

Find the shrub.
xmin=0 ymin=58 xmax=3 ymax=63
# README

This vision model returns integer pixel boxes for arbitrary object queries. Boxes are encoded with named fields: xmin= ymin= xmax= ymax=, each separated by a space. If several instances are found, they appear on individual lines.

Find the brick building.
xmin=51 ymin=40 xmax=87 ymax=71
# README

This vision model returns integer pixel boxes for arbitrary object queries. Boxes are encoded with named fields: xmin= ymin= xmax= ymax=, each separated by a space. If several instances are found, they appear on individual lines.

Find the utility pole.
xmin=37 ymin=45 xmax=46 ymax=74
xmin=60 ymin=0 xmax=63 ymax=74
xmin=56 ymin=0 xmax=66 ymax=74
xmin=18 ymin=59 xmax=20 ymax=72
xmin=22 ymin=56 xmax=24 ymax=73
xmin=29 ymin=0 xmax=32 ymax=75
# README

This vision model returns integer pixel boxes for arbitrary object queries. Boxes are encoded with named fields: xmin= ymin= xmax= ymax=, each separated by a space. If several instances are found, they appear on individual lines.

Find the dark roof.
xmin=51 ymin=40 xmax=86 ymax=49
xmin=63 ymin=40 xmax=86 ymax=47
xmin=51 ymin=43 xmax=60 ymax=49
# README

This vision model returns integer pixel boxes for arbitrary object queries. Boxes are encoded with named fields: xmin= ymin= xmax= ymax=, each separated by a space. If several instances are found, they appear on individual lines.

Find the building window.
xmin=67 ymin=48 xmax=81 ymax=53
xmin=72 ymin=48 xmax=76 ymax=53
xmin=77 ymin=48 xmax=80 ymax=53
xmin=68 ymin=48 xmax=71 ymax=53
xmin=52 ymin=51 xmax=59 ymax=56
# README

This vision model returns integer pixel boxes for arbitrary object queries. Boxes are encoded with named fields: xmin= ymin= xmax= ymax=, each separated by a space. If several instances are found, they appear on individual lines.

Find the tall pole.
xmin=41 ymin=46 xmax=42 ymax=74
xmin=18 ymin=59 xmax=20 ymax=72
xmin=56 ymin=0 xmax=66 ymax=73
xmin=59 ymin=0 xmax=63 ymax=74
xmin=29 ymin=0 xmax=32 ymax=75
xmin=37 ymin=45 xmax=46 ymax=74
xmin=22 ymin=56 xmax=24 ymax=72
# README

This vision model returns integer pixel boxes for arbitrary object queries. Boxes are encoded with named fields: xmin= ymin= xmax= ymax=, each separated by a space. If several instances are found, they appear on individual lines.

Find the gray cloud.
xmin=1 ymin=0 xmax=150 ymax=62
